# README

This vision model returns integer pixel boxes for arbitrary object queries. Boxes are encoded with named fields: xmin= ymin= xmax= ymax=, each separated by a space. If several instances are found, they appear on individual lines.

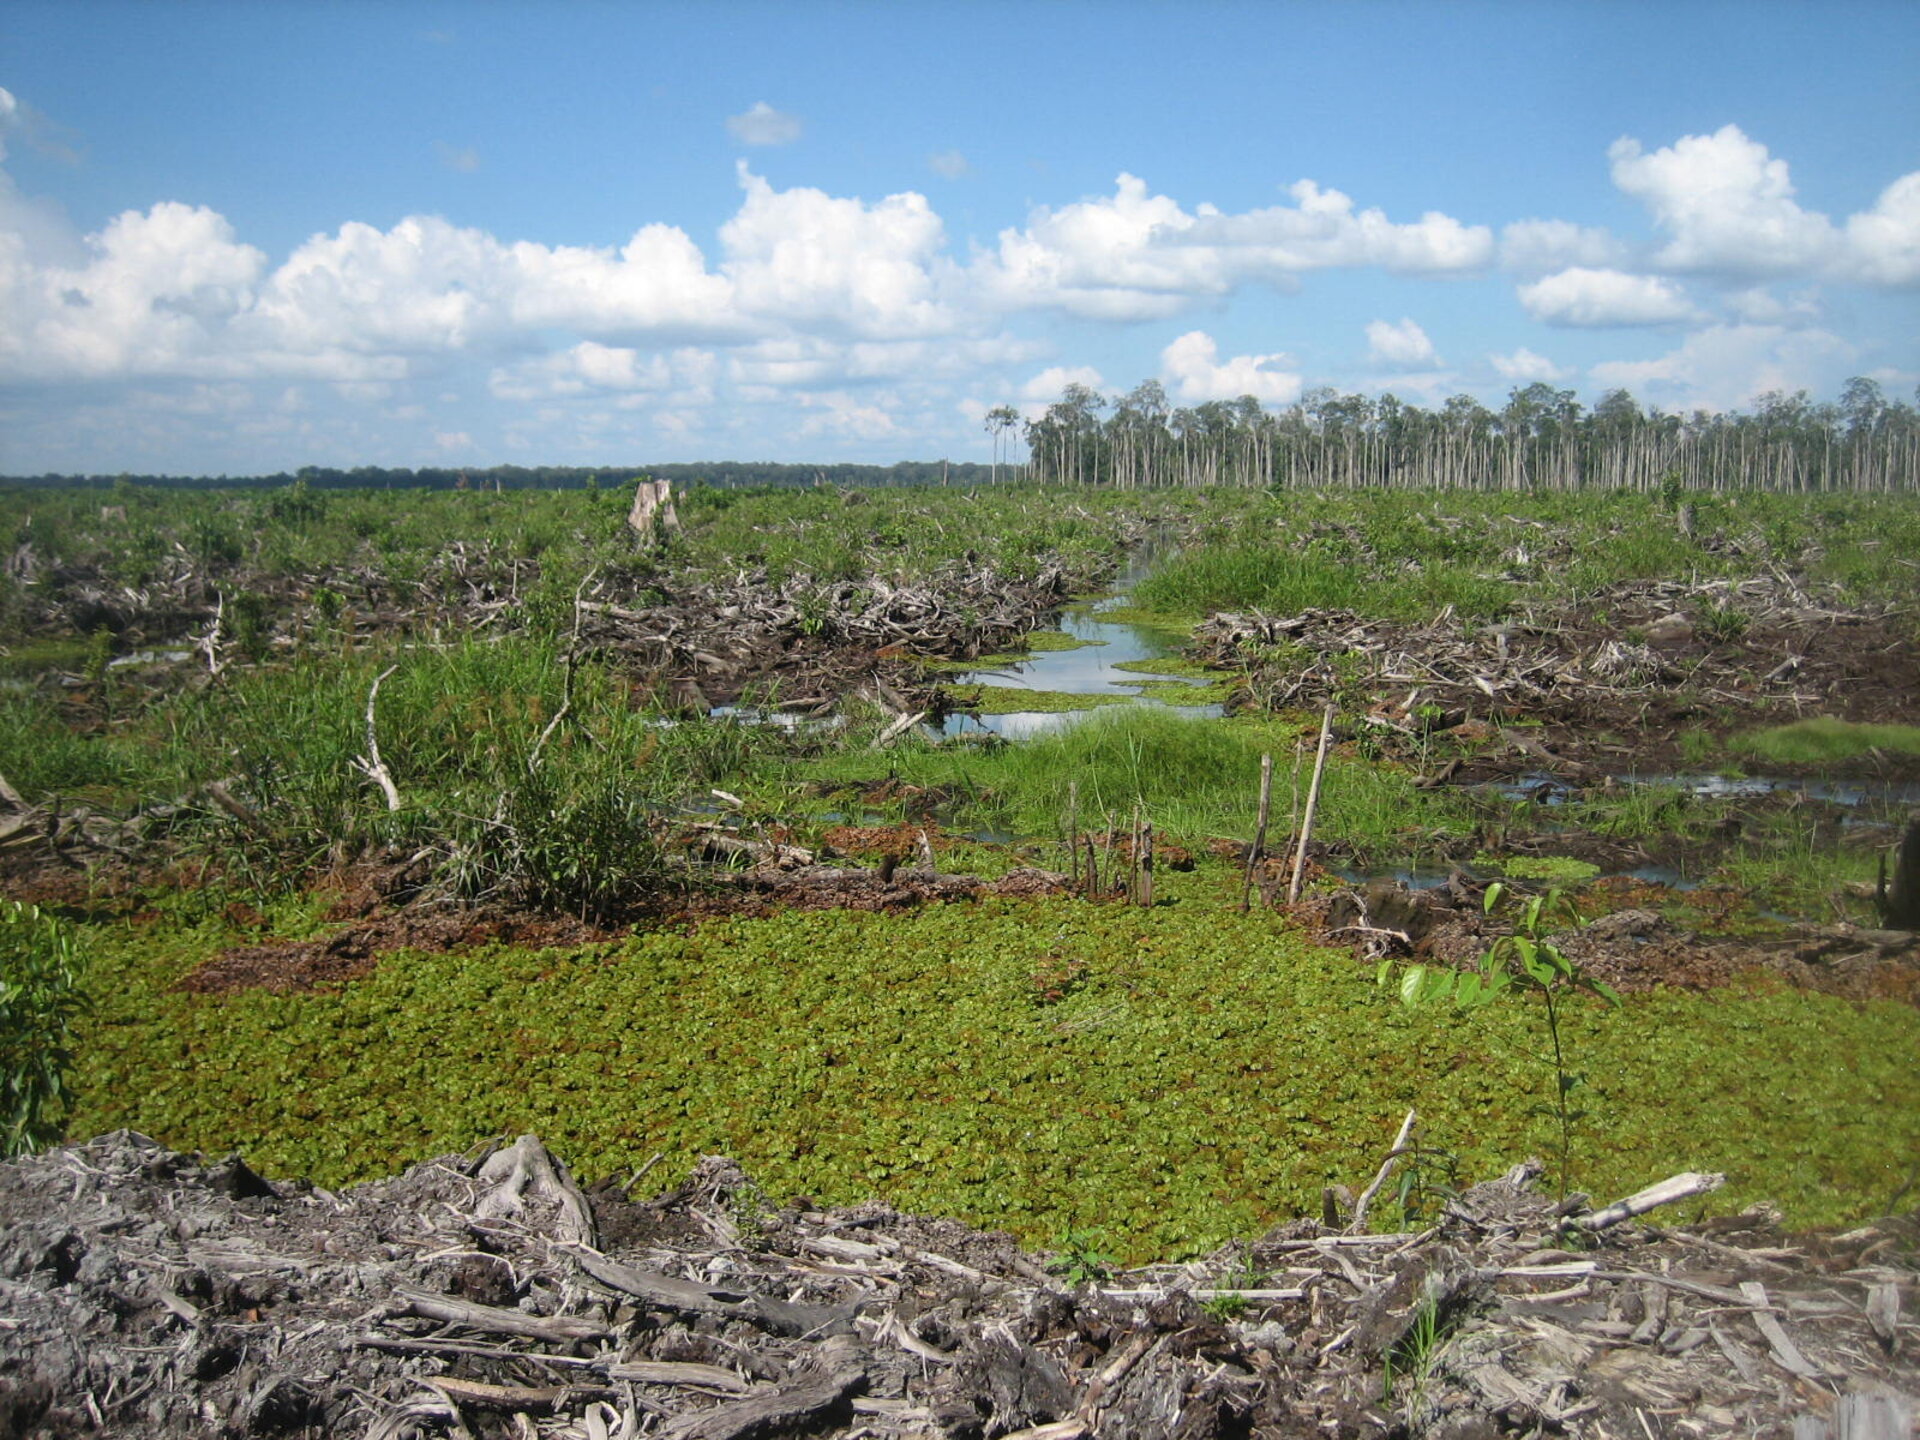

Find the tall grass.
xmin=3 ymin=636 xmax=796 ymax=916
xmin=797 ymin=707 xmax=1474 ymax=861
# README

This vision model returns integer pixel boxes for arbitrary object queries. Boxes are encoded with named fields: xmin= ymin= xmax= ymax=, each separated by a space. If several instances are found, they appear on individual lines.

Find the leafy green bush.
xmin=1 ymin=901 xmax=90 ymax=1156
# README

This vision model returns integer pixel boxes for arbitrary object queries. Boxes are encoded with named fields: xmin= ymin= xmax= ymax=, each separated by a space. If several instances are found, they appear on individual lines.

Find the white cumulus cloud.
xmin=1499 ymin=218 xmax=1625 ymax=274
xmin=1489 ymin=347 xmax=1567 ymax=383
xmin=1020 ymin=365 xmax=1105 ymax=405
xmin=1590 ymin=323 xmax=1855 ymax=412
xmin=719 ymin=164 xmax=956 ymax=339
xmin=1365 ymin=317 xmax=1438 ymax=368
xmin=1843 ymin=172 xmax=1920 ymax=287
xmin=0 ymin=199 xmax=267 ymax=380
xmin=1161 ymin=330 xmax=1301 ymax=405
xmin=489 ymin=342 xmax=716 ymax=401
xmin=1610 ymin=124 xmax=1836 ymax=278
xmin=974 ymin=172 xmax=1492 ymax=321
xmin=726 ymin=102 xmax=802 ymax=147
xmin=797 ymin=389 xmax=899 ymax=440
xmin=1517 ymin=267 xmax=1699 ymax=327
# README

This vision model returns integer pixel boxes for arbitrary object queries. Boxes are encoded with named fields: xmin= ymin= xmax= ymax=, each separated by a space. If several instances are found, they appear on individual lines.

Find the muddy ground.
xmin=1 ymin=1132 xmax=1914 ymax=1439
xmin=1191 ymin=574 xmax=1920 ymax=780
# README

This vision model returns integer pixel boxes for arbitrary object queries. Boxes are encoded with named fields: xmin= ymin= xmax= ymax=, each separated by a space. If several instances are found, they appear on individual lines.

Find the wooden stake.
xmin=1131 ymin=804 xmax=1143 ymax=904
xmin=1241 ymin=752 xmax=1274 ymax=913
xmin=1288 ymin=704 xmax=1334 ymax=904
xmin=1138 ymin=815 xmax=1154 ymax=909
xmin=1066 ymin=781 xmax=1080 ymax=888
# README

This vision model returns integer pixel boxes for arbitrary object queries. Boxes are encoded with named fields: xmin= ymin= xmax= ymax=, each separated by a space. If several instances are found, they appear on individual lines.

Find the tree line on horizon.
xmin=1013 ymin=376 xmax=1920 ymax=493
xmin=6 ymin=379 xmax=1916 ymax=495
xmin=0 ymin=459 xmax=1003 ymax=495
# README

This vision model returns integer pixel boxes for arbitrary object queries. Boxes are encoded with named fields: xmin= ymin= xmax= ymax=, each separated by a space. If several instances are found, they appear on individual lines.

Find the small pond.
xmin=943 ymin=551 xmax=1220 ymax=738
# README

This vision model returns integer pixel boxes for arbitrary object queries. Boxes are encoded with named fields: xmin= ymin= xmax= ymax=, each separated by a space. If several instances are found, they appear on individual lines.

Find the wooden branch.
xmin=425 ymin=1376 xmax=613 ymax=1413
xmin=606 ymin=1361 xmax=759 ymax=1394
xmin=529 ymin=571 xmax=594 ymax=773
xmin=1349 ymin=1109 xmax=1418 ymax=1234
xmin=198 ymin=591 xmax=225 ymax=678
xmin=352 ymin=665 xmax=403 ymax=811
xmin=1575 ymin=1170 xmax=1724 ymax=1232
xmin=871 ymin=710 xmax=927 ymax=748
xmin=202 ymin=779 xmax=266 ymax=835
xmin=391 ymin=1288 xmax=607 ymax=1344
xmin=473 ymin=1134 xmax=599 ymax=1250
xmin=571 ymin=1248 xmax=854 ymax=1338
xmin=657 ymin=1332 xmax=868 ymax=1440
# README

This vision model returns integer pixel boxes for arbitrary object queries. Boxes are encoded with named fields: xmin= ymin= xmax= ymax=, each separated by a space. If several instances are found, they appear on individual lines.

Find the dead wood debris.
xmin=1317 ymin=877 xmax=1920 ymax=1005
xmin=1190 ymin=575 xmax=1916 ymax=760
xmin=2 ymin=1133 xmax=1916 ymax=1438
xmin=571 ymin=562 xmax=1075 ymax=713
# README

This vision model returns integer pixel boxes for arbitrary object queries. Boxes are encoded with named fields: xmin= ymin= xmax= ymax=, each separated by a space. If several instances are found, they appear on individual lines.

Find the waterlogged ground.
xmin=67 ymin=865 xmax=1920 ymax=1260
xmin=11 ymin=482 xmax=1920 ymax=1261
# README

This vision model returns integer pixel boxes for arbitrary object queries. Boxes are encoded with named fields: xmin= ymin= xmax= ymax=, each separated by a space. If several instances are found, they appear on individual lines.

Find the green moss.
xmin=67 ymin=897 xmax=1920 ymax=1261
xmin=955 ymin=685 xmax=1129 ymax=715
xmin=1478 ymin=855 xmax=1602 ymax=884
xmin=0 ymin=638 xmax=93 ymax=678
xmin=1110 ymin=656 xmax=1211 ymax=678
xmin=1022 ymin=629 xmax=1098 ymax=653
xmin=1738 ymin=718 xmax=1920 ymax=765
xmin=1127 ymin=679 xmax=1232 ymax=706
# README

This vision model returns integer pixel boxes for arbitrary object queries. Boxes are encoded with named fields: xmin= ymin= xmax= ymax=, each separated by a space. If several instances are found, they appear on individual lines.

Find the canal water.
xmin=942 ymin=552 xmax=1220 ymax=739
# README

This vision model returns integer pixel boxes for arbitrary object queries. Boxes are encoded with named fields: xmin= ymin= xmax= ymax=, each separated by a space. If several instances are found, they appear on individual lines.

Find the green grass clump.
xmin=66 ymin=896 xmax=1920 ymax=1259
xmin=1738 ymin=718 xmax=1920 ymax=765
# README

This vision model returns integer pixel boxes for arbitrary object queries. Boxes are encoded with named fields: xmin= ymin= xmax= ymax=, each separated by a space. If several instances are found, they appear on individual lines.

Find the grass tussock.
xmin=1738 ymin=718 xmax=1920 ymax=765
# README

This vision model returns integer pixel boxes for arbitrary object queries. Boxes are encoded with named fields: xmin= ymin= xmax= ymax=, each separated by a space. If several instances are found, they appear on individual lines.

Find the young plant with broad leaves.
xmin=1381 ymin=883 xmax=1621 ymax=1200
xmin=1 ymin=901 xmax=90 ymax=1157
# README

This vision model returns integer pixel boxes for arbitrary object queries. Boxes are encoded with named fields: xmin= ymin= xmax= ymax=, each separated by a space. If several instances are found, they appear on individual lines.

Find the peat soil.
xmin=1190 ymin=574 xmax=1920 ymax=781
xmin=2 ymin=1131 xmax=1914 ymax=1439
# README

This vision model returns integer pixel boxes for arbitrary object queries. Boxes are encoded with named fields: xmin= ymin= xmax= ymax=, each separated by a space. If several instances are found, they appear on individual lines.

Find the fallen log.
xmin=657 ymin=1332 xmax=868 ymax=1440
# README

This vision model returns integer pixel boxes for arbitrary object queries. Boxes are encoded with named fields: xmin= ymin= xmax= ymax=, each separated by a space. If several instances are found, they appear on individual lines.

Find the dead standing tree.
xmin=627 ymin=479 xmax=681 ymax=547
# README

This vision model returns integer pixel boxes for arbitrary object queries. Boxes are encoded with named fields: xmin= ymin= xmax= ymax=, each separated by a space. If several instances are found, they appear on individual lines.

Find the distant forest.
xmin=1017 ymin=376 xmax=1920 ymax=492
xmin=0 ymin=459 xmax=991 ymax=493
xmin=7 ymin=378 xmax=1917 ymax=494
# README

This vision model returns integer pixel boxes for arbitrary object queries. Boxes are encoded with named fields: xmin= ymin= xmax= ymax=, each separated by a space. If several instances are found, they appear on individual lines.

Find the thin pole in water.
xmin=1241 ymin=751 xmax=1273 ymax=913
xmin=1288 ymin=704 xmax=1335 ymax=905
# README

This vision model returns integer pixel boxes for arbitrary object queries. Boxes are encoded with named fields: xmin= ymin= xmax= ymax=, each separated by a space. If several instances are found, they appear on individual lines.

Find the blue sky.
xmin=2 ymin=0 xmax=1917 ymax=475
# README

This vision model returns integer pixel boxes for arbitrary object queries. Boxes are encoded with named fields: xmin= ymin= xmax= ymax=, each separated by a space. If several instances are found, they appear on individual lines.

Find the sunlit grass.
xmin=1739 ymin=718 xmax=1920 ymax=765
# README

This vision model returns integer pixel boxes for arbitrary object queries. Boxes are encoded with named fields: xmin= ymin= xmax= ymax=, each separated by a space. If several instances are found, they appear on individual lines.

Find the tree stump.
xmin=1879 ymin=814 xmax=1920 ymax=930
